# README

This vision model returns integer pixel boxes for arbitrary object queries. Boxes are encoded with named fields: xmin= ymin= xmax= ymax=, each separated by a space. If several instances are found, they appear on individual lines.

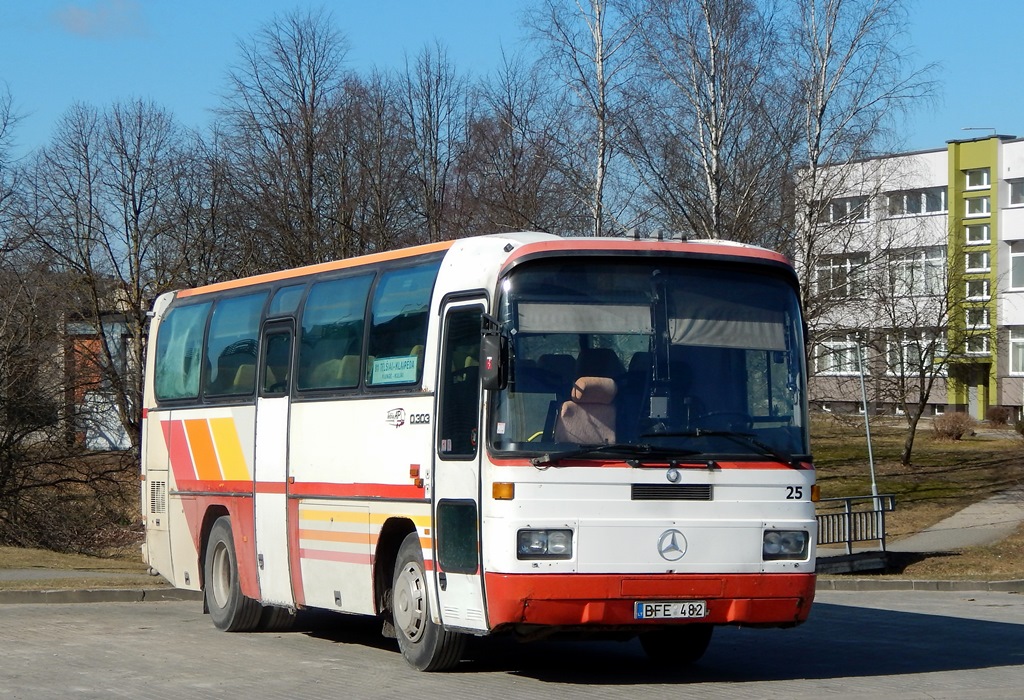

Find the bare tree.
xmin=624 ymin=0 xmax=792 ymax=245
xmin=340 ymin=70 xmax=419 ymax=253
xmin=220 ymin=7 xmax=350 ymax=268
xmin=17 ymin=100 xmax=188 ymax=449
xmin=457 ymin=53 xmax=581 ymax=234
xmin=786 ymin=0 xmax=936 ymax=327
xmin=527 ymin=0 xmax=641 ymax=236
xmin=400 ymin=41 xmax=470 ymax=243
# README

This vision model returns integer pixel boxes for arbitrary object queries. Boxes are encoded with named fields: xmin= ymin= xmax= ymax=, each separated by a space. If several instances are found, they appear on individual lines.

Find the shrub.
xmin=987 ymin=406 xmax=1012 ymax=425
xmin=932 ymin=412 xmax=976 ymax=441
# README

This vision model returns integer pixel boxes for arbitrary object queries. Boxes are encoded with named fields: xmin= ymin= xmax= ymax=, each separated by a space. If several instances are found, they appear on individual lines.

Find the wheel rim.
xmin=210 ymin=541 xmax=232 ymax=608
xmin=393 ymin=560 xmax=427 ymax=643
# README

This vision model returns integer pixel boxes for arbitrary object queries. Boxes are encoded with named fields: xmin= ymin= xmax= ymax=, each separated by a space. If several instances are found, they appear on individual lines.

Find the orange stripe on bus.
xmin=209 ymin=417 xmax=249 ymax=481
xmin=299 ymin=548 xmax=374 ymax=566
xmin=183 ymin=419 xmax=222 ymax=481
xmin=177 ymin=240 xmax=454 ymax=298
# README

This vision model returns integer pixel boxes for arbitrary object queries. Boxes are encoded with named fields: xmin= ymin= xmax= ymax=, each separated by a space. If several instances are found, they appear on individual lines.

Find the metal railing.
xmin=816 ymin=494 xmax=897 ymax=554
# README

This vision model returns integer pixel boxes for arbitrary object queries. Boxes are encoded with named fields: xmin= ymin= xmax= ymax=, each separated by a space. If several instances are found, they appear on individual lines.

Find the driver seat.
xmin=553 ymin=376 xmax=617 ymax=444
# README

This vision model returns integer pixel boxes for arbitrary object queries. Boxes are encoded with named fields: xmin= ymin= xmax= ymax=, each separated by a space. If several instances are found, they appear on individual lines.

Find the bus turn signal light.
xmin=493 ymin=482 xmax=515 ymax=500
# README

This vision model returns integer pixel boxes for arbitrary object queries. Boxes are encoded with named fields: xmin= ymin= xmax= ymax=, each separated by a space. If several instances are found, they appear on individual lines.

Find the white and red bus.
xmin=141 ymin=232 xmax=817 ymax=671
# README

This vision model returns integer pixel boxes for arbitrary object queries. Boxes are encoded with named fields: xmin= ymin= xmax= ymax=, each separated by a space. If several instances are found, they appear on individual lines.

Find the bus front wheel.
xmin=391 ymin=532 xmax=465 ymax=671
xmin=204 ymin=516 xmax=262 ymax=632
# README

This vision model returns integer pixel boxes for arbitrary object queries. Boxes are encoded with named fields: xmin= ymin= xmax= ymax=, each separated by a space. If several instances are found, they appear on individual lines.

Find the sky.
xmin=0 ymin=0 xmax=1022 ymax=159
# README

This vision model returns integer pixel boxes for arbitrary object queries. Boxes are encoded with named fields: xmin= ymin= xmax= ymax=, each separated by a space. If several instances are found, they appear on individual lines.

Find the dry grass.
xmin=813 ymin=413 xmax=1024 ymax=579
xmin=0 ymin=544 xmax=166 ymax=590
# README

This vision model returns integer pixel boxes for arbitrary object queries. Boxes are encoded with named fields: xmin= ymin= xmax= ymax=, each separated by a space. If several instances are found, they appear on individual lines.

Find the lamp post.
xmin=855 ymin=333 xmax=880 ymax=510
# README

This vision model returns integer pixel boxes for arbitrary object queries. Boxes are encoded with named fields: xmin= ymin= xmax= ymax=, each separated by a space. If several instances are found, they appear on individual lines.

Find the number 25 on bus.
xmin=141 ymin=232 xmax=817 ymax=671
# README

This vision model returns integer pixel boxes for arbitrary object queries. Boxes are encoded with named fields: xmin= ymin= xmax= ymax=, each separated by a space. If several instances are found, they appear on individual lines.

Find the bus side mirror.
xmin=480 ymin=315 xmax=507 ymax=391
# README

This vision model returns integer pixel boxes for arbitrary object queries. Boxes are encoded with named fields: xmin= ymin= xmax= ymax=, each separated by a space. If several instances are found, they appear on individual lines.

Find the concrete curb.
xmin=1 ymin=580 xmax=1022 ymax=604
xmin=0 ymin=588 xmax=204 ymax=604
xmin=816 ymin=578 xmax=1024 ymax=593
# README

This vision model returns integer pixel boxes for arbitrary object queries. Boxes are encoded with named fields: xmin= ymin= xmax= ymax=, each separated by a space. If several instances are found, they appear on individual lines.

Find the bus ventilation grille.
xmin=150 ymin=481 xmax=167 ymax=514
xmin=631 ymin=484 xmax=712 ymax=501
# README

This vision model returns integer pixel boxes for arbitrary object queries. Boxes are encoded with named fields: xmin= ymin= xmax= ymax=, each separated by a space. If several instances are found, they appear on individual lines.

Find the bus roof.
xmin=174 ymin=232 xmax=792 ymax=300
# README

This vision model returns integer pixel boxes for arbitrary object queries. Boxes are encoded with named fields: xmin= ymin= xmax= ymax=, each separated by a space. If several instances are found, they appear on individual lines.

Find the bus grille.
xmin=630 ymin=484 xmax=713 ymax=501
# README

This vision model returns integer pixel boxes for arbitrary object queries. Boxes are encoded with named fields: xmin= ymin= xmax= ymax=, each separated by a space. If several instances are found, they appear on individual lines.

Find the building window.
xmin=965 ymin=251 xmax=990 ymax=272
xmin=1010 ymin=180 xmax=1024 ymax=207
xmin=965 ymin=334 xmax=990 ymax=355
xmin=966 ymin=279 xmax=990 ymax=300
xmin=815 ymin=254 xmax=868 ymax=297
xmin=886 ymin=331 xmax=943 ymax=376
xmin=888 ymin=247 xmax=945 ymax=296
xmin=965 ymin=307 xmax=990 ymax=329
xmin=965 ymin=196 xmax=991 ymax=218
xmin=887 ymin=187 xmax=947 ymax=216
xmin=1012 ymin=248 xmax=1024 ymax=289
xmin=828 ymin=196 xmax=870 ymax=223
xmin=965 ymin=223 xmax=990 ymax=244
xmin=1011 ymin=329 xmax=1024 ymax=375
xmin=814 ymin=334 xmax=864 ymax=375
xmin=965 ymin=168 xmax=990 ymax=190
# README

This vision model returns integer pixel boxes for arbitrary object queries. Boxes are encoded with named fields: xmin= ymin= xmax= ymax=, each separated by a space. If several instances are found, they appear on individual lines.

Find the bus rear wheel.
xmin=392 ymin=532 xmax=465 ymax=671
xmin=204 ymin=516 xmax=262 ymax=632
xmin=639 ymin=624 xmax=713 ymax=665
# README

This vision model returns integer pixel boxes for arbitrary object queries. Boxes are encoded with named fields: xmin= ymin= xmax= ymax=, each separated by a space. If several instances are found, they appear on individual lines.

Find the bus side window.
xmin=204 ymin=292 xmax=267 ymax=397
xmin=154 ymin=302 xmax=211 ymax=402
xmin=366 ymin=262 xmax=441 ymax=387
xmin=297 ymin=274 xmax=373 ymax=391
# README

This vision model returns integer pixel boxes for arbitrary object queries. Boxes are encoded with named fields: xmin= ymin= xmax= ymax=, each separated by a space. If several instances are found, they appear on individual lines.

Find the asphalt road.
xmin=2 ymin=590 xmax=1023 ymax=699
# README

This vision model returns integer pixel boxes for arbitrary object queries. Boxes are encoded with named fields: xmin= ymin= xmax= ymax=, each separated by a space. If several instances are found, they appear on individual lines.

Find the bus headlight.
xmin=517 ymin=528 xmax=573 ymax=560
xmin=762 ymin=530 xmax=808 ymax=561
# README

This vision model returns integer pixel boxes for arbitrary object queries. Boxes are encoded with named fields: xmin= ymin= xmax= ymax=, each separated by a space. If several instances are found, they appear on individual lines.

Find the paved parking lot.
xmin=2 ymin=590 xmax=1024 ymax=699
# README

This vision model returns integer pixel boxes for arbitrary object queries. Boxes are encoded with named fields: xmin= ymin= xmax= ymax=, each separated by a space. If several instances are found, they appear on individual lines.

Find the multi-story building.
xmin=803 ymin=134 xmax=1024 ymax=421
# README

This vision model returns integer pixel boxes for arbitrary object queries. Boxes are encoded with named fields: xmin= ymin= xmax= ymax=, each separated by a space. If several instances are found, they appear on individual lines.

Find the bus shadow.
xmin=469 ymin=600 xmax=1024 ymax=683
xmin=291 ymin=601 xmax=1024 ymax=683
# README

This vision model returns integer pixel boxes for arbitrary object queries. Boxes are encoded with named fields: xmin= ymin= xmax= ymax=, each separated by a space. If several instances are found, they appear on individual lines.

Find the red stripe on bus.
xmin=288 ymin=482 xmax=426 ymax=500
xmin=162 ymin=420 xmax=197 ymax=485
xmin=502 ymin=238 xmax=791 ymax=273
xmin=172 ymin=480 xmax=428 ymax=499
xmin=255 ymin=481 xmax=287 ymax=494
xmin=487 ymin=457 xmax=812 ymax=470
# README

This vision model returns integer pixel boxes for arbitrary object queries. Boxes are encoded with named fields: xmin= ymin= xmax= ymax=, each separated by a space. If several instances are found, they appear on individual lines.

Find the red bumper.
xmin=484 ymin=572 xmax=816 ymax=629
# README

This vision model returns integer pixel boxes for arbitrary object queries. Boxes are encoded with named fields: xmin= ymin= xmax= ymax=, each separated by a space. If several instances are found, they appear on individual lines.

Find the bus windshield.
xmin=488 ymin=258 xmax=809 ymax=461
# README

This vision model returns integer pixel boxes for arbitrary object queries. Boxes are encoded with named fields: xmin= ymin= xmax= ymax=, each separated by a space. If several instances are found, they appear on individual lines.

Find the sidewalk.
xmin=887 ymin=487 xmax=1024 ymax=553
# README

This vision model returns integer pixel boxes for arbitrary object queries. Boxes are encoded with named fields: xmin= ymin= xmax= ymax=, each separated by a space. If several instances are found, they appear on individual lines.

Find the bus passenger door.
xmin=432 ymin=301 xmax=488 ymax=632
xmin=253 ymin=322 xmax=295 ymax=607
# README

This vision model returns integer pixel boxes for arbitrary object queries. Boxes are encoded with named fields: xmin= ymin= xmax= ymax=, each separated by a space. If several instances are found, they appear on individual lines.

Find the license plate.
xmin=634 ymin=600 xmax=708 ymax=620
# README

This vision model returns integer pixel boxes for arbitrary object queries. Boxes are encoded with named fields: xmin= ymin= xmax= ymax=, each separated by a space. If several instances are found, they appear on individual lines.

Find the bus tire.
xmin=639 ymin=624 xmax=713 ymax=665
xmin=204 ymin=516 xmax=262 ymax=632
xmin=258 ymin=605 xmax=296 ymax=632
xmin=392 ymin=532 xmax=465 ymax=671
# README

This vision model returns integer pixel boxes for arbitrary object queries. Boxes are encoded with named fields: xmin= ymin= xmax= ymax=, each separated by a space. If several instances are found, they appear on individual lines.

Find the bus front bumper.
xmin=483 ymin=572 xmax=816 ymax=630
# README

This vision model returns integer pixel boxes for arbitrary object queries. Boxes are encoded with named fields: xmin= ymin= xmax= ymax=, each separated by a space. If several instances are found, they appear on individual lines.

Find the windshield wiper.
xmin=641 ymin=428 xmax=808 ymax=470
xmin=530 ymin=443 xmax=698 ymax=467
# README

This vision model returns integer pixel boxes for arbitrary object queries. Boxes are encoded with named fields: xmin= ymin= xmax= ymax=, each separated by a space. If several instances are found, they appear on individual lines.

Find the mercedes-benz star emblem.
xmin=657 ymin=529 xmax=687 ymax=561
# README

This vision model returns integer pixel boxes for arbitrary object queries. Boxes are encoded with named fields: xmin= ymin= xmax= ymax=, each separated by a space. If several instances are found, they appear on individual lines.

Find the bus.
xmin=141 ymin=232 xmax=817 ymax=671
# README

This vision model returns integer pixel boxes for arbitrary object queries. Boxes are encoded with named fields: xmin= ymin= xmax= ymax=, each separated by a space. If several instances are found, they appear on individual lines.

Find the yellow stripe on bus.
xmin=208 ymin=417 xmax=250 ymax=481
xmin=300 ymin=509 xmax=430 ymax=529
